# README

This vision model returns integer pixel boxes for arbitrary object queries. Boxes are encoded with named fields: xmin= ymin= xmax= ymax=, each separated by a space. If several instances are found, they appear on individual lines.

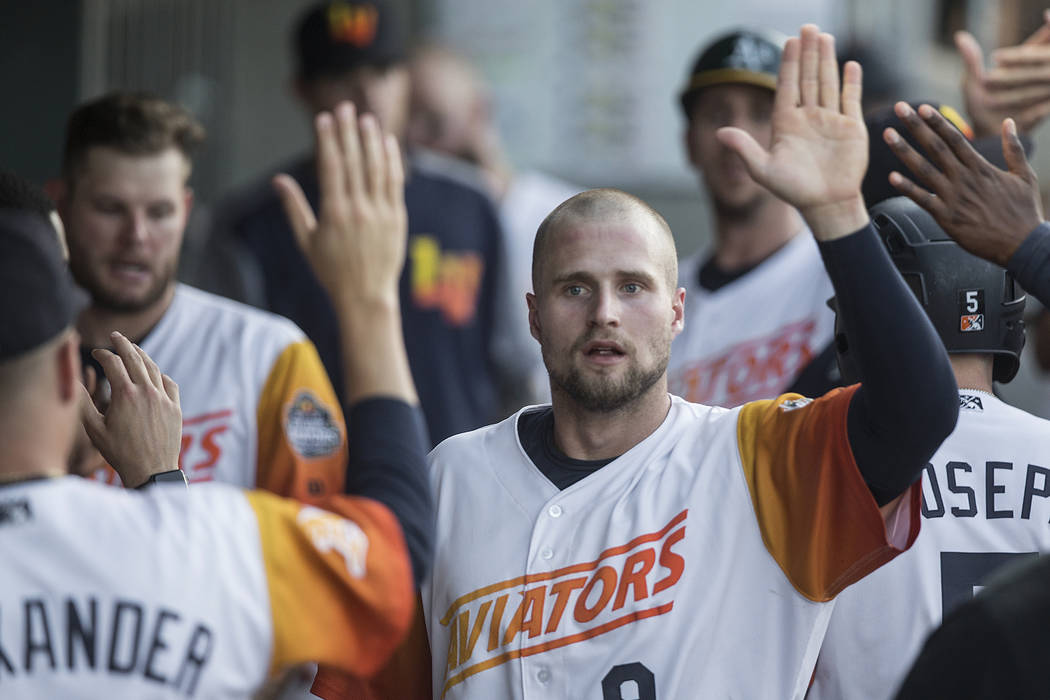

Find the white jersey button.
xmin=540 ymin=546 xmax=554 ymax=560
xmin=537 ymin=668 xmax=551 ymax=683
xmin=548 ymin=504 xmax=563 ymax=518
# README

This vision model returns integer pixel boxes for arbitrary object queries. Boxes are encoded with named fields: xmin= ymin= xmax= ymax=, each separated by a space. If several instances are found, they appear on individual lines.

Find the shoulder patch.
xmin=0 ymin=498 xmax=32 ymax=527
xmin=778 ymin=396 xmax=813 ymax=412
xmin=959 ymin=394 xmax=984 ymax=411
xmin=285 ymin=391 xmax=342 ymax=458
xmin=296 ymin=505 xmax=369 ymax=578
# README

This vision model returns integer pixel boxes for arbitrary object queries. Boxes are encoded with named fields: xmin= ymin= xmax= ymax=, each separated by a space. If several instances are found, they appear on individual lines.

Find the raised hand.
xmin=883 ymin=102 xmax=1044 ymax=267
xmin=959 ymin=12 xmax=1050 ymax=137
xmin=274 ymin=102 xmax=408 ymax=311
xmin=274 ymin=102 xmax=417 ymax=406
xmin=717 ymin=24 xmax=868 ymax=240
xmin=80 ymin=331 xmax=182 ymax=488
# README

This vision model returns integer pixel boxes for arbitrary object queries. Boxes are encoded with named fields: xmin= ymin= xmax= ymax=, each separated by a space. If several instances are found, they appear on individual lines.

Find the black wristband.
xmin=136 ymin=469 xmax=189 ymax=489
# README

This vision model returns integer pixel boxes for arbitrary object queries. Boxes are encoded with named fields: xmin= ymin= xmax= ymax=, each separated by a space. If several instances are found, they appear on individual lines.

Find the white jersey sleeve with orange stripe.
xmin=0 ymin=476 xmax=413 ymax=699
xmin=421 ymin=388 xmax=918 ymax=700
xmin=93 ymin=284 xmax=347 ymax=503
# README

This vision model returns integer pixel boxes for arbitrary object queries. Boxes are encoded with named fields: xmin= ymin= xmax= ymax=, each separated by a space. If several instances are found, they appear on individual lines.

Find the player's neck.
xmin=550 ymin=382 xmax=672 ymax=461
xmin=77 ymin=284 xmax=176 ymax=348
xmin=951 ymin=354 xmax=995 ymax=394
xmin=712 ymin=199 xmax=804 ymax=271
xmin=0 ymin=406 xmax=70 ymax=484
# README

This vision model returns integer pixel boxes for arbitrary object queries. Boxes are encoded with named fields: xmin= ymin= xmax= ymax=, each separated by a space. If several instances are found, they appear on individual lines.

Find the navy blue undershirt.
xmin=1009 ymin=223 xmax=1050 ymax=308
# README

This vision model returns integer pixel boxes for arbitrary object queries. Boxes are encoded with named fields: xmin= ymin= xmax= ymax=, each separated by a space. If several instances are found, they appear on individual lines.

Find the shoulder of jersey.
xmin=428 ymin=408 xmax=529 ymax=470
xmin=175 ymin=284 xmax=305 ymax=346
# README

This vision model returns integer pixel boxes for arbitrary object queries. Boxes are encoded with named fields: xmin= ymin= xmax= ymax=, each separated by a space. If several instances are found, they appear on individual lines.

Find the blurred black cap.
xmin=863 ymin=101 xmax=1033 ymax=207
xmin=680 ymin=29 xmax=784 ymax=115
xmin=295 ymin=0 xmax=407 ymax=81
xmin=0 ymin=210 xmax=87 ymax=361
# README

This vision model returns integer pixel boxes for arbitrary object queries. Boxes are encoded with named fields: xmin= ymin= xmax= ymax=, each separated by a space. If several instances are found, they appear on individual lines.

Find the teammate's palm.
xmin=719 ymin=25 xmax=868 ymax=236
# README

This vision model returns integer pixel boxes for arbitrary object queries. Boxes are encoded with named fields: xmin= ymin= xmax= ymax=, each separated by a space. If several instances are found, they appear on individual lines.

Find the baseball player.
xmin=808 ymin=196 xmax=1049 ymax=700
xmin=666 ymin=28 xmax=839 ymax=408
xmin=54 ymin=93 xmax=347 ymax=501
xmin=0 ymin=104 xmax=431 ymax=698
xmin=418 ymin=26 xmax=959 ymax=699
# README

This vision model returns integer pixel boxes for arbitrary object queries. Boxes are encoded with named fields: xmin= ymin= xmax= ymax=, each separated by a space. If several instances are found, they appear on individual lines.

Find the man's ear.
xmin=183 ymin=187 xmax=195 ymax=222
xmin=56 ymin=332 xmax=81 ymax=405
xmin=44 ymin=178 xmax=68 ymax=212
xmin=527 ymin=292 xmax=541 ymax=342
xmin=671 ymin=287 xmax=686 ymax=337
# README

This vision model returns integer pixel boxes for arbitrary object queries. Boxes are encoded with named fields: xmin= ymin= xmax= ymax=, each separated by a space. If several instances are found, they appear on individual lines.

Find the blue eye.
xmin=623 ymin=283 xmax=640 ymax=293
xmin=567 ymin=285 xmax=583 ymax=296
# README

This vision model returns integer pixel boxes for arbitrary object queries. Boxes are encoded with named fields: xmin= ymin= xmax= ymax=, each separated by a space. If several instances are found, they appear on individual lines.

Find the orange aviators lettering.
xmin=439 ymin=511 xmax=688 ymax=696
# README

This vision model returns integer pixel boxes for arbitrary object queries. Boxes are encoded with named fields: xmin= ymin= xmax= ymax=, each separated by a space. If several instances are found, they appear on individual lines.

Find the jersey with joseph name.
xmin=0 ymin=476 xmax=413 ymax=699
xmin=422 ymin=387 xmax=919 ymax=700
xmin=811 ymin=390 xmax=1050 ymax=700
xmin=93 ymin=284 xmax=346 ymax=502
xmin=667 ymin=230 xmax=835 ymax=407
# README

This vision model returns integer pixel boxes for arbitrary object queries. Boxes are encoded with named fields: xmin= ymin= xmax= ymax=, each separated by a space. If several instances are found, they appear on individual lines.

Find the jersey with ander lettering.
xmin=92 ymin=284 xmax=346 ymax=502
xmin=667 ymin=230 xmax=836 ymax=407
xmin=810 ymin=390 xmax=1050 ymax=700
xmin=422 ymin=388 xmax=919 ymax=700
xmin=0 ymin=476 xmax=413 ymax=699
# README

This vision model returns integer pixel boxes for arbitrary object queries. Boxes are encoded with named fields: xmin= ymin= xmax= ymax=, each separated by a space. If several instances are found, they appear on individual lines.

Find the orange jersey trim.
xmin=247 ymin=491 xmax=414 ymax=680
xmin=737 ymin=387 xmax=920 ymax=601
xmin=256 ymin=340 xmax=347 ymax=503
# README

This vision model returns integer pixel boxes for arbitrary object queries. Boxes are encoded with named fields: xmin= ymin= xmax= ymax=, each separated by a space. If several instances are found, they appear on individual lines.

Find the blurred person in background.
xmin=212 ymin=0 xmax=508 ymax=446
xmin=667 ymin=29 xmax=840 ymax=408
xmin=406 ymin=44 xmax=582 ymax=408
xmin=51 ymin=92 xmax=348 ymax=500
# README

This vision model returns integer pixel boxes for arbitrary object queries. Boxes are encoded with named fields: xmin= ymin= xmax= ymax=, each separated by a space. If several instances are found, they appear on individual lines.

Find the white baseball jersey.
xmin=422 ymin=387 xmax=919 ymax=700
xmin=810 ymin=390 xmax=1050 ymax=700
xmin=92 ymin=284 xmax=346 ymax=503
xmin=667 ymin=230 xmax=836 ymax=407
xmin=0 ymin=476 xmax=413 ymax=699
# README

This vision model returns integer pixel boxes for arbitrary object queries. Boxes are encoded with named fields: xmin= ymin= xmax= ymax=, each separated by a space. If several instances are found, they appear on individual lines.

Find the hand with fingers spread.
xmin=883 ymin=102 xmax=1044 ymax=267
xmin=80 ymin=331 xmax=183 ymax=488
xmin=274 ymin=102 xmax=408 ymax=312
xmin=274 ymin=102 xmax=418 ymax=406
xmin=959 ymin=11 xmax=1050 ymax=138
xmin=717 ymin=24 xmax=868 ymax=241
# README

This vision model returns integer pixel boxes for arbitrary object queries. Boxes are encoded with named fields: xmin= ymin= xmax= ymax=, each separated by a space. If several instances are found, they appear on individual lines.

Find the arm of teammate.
xmin=80 ymin=330 xmax=185 ymax=488
xmin=882 ymin=103 xmax=1050 ymax=308
xmin=274 ymin=102 xmax=432 ymax=589
xmin=721 ymin=26 xmax=958 ymax=505
xmin=957 ymin=11 xmax=1050 ymax=139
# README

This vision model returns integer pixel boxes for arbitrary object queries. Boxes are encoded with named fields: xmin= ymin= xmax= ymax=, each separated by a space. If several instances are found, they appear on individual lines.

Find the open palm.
xmin=719 ymin=25 xmax=868 ymax=237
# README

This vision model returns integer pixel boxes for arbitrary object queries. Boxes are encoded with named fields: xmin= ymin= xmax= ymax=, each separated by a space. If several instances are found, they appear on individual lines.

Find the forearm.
xmin=334 ymin=294 xmax=419 ymax=407
xmin=1007 ymin=223 xmax=1050 ymax=308
xmin=820 ymin=223 xmax=958 ymax=505
xmin=344 ymin=398 xmax=433 ymax=588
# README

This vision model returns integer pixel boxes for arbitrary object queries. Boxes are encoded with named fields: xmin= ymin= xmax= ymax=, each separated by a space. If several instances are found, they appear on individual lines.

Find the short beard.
xmin=69 ymin=258 xmax=174 ymax=314
xmin=545 ymin=345 xmax=670 ymax=414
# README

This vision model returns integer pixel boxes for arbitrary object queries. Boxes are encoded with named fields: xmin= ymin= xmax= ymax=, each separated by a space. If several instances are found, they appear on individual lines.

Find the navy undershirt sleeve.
xmin=819 ymin=223 xmax=959 ymax=506
xmin=1008 ymin=223 xmax=1050 ymax=308
xmin=344 ymin=398 xmax=433 ymax=588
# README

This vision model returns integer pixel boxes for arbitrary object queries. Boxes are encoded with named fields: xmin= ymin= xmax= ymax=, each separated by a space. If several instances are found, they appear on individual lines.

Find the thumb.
xmin=273 ymin=174 xmax=318 ymax=255
xmin=1002 ymin=118 xmax=1037 ymax=183
xmin=955 ymin=31 xmax=985 ymax=79
xmin=716 ymin=127 xmax=771 ymax=183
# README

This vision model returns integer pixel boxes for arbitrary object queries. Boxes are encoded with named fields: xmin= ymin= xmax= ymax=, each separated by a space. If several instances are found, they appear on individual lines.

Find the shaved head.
xmin=532 ymin=188 xmax=677 ymax=293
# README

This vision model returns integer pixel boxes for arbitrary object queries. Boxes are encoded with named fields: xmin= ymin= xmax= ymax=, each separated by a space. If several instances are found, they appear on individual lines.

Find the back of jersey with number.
xmin=0 ymin=477 xmax=413 ymax=698
xmin=810 ymin=391 xmax=1050 ymax=700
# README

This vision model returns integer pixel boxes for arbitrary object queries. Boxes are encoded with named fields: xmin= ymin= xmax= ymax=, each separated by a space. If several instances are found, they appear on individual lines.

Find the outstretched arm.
xmin=883 ymin=103 xmax=1050 ymax=308
xmin=274 ymin=103 xmax=432 ymax=588
xmin=722 ymin=25 xmax=957 ymax=504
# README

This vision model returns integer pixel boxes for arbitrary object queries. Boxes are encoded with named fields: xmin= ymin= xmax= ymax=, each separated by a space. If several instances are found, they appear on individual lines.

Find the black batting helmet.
xmin=832 ymin=197 xmax=1025 ymax=384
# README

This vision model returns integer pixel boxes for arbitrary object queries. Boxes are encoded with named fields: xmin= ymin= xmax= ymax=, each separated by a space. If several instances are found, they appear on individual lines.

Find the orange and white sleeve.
xmin=736 ymin=385 xmax=921 ymax=602
xmin=246 ymin=490 xmax=415 ymax=680
xmin=256 ymin=339 xmax=347 ymax=504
